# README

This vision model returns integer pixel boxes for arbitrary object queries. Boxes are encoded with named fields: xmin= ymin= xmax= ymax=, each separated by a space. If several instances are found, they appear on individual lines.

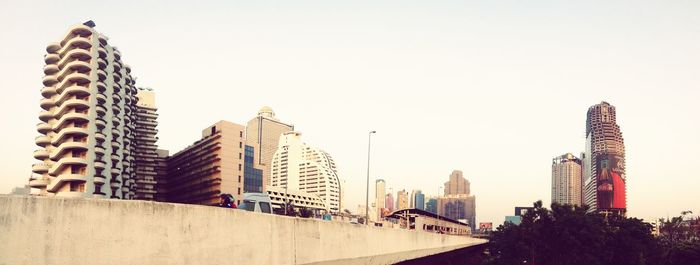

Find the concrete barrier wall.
xmin=0 ymin=195 xmax=486 ymax=265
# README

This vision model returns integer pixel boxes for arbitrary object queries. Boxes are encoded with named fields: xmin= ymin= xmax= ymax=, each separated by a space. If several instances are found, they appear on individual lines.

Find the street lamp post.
xmin=365 ymin=130 xmax=376 ymax=225
xmin=437 ymin=186 xmax=442 ymax=232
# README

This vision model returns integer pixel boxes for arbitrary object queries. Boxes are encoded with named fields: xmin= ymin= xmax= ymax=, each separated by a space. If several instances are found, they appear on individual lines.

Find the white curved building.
xmin=30 ymin=22 xmax=140 ymax=199
xmin=270 ymin=132 xmax=342 ymax=213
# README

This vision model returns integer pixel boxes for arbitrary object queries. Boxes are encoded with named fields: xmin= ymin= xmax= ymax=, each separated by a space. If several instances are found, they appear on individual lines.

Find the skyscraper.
xmin=133 ymin=88 xmax=161 ymax=200
xmin=438 ymin=170 xmax=477 ymax=231
xmin=583 ymin=102 xmax=627 ymax=216
xmin=396 ymin=189 xmax=409 ymax=210
xmin=425 ymin=197 xmax=438 ymax=214
xmin=30 ymin=22 xmax=145 ymax=198
xmin=414 ymin=190 xmax=425 ymax=210
xmin=270 ymin=132 xmax=342 ymax=213
xmin=551 ymin=153 xmax=583 ymax=206
xmin=375 ymin=179 xmax=386 ymax=220
xmin=246 ymin=107 xmax=293 ymax=190
xmin=385 ymin=193 xmax=394 ymax=213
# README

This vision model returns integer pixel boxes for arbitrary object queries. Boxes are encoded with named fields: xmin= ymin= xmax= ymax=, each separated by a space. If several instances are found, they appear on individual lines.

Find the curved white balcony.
xmin=44 ymin=54 xmax=59 ymax=64
xmin=95 ymin=105 xmax=106 ymax=116
xmin=32 ymin=163 xmax=50 ymax=174
xmin=95 ymin=117 xmax=106 ymax=128
xmin=95 ymin=131 xmax=105 ymax=140
xmin=97 ymin=69 xmax=106 ymax=81
xmin=41 ymin=86 xmax=57 ymax=98
xmin=112 ymin=93 xmax=122 ymax=102
xmin=29 ymin=177 xmax=50 ymax=188
xmin=48 ymin=157 xmax=87 ymax=175
xmin=59 ymin=25 xmax=92 ymax=46
xmin=33 ymin=149 xmax=50 ymax=160
xmin=55 ymin=72 xmax=90 ymax=93
xmin=112 ymin=105 xmax=121 ymax=115
xmin=94 ymin=175 xmax=107 ymax=184
xmin=97 ymin=58 xmax=106 ymax=69
xmin=37 ymin=122 xmax=52 ymax=134
xmin=46 ymin=42 xmax=60 ymax=53
xmin=96 ymin=93 xmax=107 ymax=104
xmin=55 ymin=85 xmax=90 ymax=105
xmin=49 ymin=141 xmax=88 ymax=160
xmin=52 ymin=112 xmax=89 ymax=131
xmin=122 ymin=160 xmax=131 ymax=167
xmin=51 ymin=126 xmax=88 ymax=145
xmin=110 ymin=181 xmax=121 ymax=189
xmin=94 ymin=160 xmax=106 ymax=169
xmin=53 ymin=98 xmax=89 ymax=118
xmin=57 ymin=36 xmax=92 ymax=58
xmin=95 ymin=146 xmax=105 ymax=154
xmin=111 ymin=141 xmax=120 ymax=149
xmin=42 ymin=75 xmax=58 ymax=86
xmin=39 ymin=110 xmax=54 ymax=122
xmin=110 ymin=168 xmax=121 ymax=175
xmin=57 ymin=49 xmax=91 ymax=70
xmin=35 ymin=135 xmax=51 ymax=147
xmin=39 ymin=98 xmax=55 ymax=110
xmin=55 ymin=60 xmax=91 ymax=81
xmin=47 ymin=174 xmax=87 ymax=192
xmin=43 ymin=64 xmax=59 ymax=75
xmin=112 ymin=117 xmax=121 ymax=126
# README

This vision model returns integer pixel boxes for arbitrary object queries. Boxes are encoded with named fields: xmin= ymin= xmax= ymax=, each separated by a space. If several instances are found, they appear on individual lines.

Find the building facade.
xmin=385 ymin=193 xmax=394 ymax=213
xmin=246 ymin=107 xmax=293 ymax=190
xmin=375 ymin=179 xmax=386 ymax=220
xmin=438 ymin=170 xmax=477 ymax=231
xmin=414 ymin=190 xmax=425 ymax=210
xmin=132 ymin=88 xmax=161 ymax=200
xmin=396 ymin=189 xmax=409 ymax=210
xmin=270 ymin=132 xmax=342 ymax=213
xmin=583 ymin=102 xmax=627 ymax=216
xmin=551 ymin=153 xmax=583 ymax=206
xmin=30 ymin=22 xmax=142 ymax=199
xmin=425 ymin=197 xmax=438 ymax=214
xmin=165 ymin=121 xmax=247 ymax=205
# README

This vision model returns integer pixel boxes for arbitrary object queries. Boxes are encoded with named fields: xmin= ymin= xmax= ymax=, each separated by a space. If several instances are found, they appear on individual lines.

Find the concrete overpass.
xmin=0 ymin=195 xmax=487 ymax=264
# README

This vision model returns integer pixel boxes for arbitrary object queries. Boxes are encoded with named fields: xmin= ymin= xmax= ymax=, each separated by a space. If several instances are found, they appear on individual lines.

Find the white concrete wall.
xmin=0 ymin=195 xmax=486 ymax=265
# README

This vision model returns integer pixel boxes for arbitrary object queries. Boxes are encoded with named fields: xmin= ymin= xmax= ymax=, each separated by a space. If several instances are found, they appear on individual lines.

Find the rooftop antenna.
xmin=83 ymin=20 xmax=96 ymax=28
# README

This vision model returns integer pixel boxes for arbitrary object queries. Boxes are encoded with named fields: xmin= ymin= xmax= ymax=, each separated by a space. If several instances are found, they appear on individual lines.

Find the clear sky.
xmin=1 ymin=1 xmax=698 ymax=224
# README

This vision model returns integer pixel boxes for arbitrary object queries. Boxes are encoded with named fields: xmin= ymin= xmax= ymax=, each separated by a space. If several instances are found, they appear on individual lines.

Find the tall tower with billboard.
xmin=583 ymin=102 xmax=626 ymax=216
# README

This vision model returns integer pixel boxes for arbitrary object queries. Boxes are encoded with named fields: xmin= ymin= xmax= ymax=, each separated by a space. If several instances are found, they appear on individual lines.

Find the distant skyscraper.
xmin=270 ymin=132 xmax=342 ymax=213
xmin=425 ymin=197 xmax=438 ymax=214
xmin=30 ymin=22 xmax=145 ymax=199
xmin=396 ymin=189 xmax=409 ymax=210
xmin=583 ymin=102 xmax=627 ymax=216
xmin=133 ymin=88 xmax=161 ymax=200
xmin=385 ymin=193 xmax=394 ymax=213
xmin=551 ymin=153 xmax=583 ymax=206
xmin=438 ymin=170 xmax=477 ymax=231
xmin=375 ymin=179 xmax=386 ymax=220
xmin=414 ymin=190 xmax=425 ymax=210
xmin=246 ymin=107 xmax=293 ymax=190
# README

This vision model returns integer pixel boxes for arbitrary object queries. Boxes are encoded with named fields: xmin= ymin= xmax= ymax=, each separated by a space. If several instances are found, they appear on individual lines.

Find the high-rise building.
xmin=29 ymin=22 xmax=144 ymax=198
xmin=551 ymin=153 xmax=583 ymax=206
xmin=438 ymin=170 xmax=477 ymax=231
xmin=246 ymin=107 xmax=293 ymax=190
xmin=375 ymin=179 xmax=386 ymax=220
xmin=385 ymin=193 xmax=394 ymax=213
xmin=425 ymin=197 xmax=438 ymax=214
xmin=414 ymin=190 xmax=425 ymax=210
xmin=133 ymin=88 xmax=161 ymax=200
xmin=396 ymin=189 xmax=409 ymax=210
xmin=153 ymin=149 xmax=169 ymax=202
xmin=270 ymin=132 xmax=342 ymax=213
xmin=583 ymin=102 xmax=627 ymax=216
xmin=165 ymin=121 xmax=247 ymax=205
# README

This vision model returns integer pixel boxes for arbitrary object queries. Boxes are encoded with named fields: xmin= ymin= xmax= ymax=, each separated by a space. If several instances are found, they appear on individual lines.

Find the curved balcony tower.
xmin=30 ymin=21 xmax=139 ymax=199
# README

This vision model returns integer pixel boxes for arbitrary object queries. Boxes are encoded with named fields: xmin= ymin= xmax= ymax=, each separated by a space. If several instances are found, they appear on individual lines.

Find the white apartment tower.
xmin=133 ymin=88 xmax=160 ymax=200
xmin=29 ymin=22 xmax=142 ymax=198
xmin=270 ymin=132 xmax=342 ymax=213
xmin=551 ymin=153 xmax=583 ymax=206
xmin=375 ymin=179 xmax=386 ymax=220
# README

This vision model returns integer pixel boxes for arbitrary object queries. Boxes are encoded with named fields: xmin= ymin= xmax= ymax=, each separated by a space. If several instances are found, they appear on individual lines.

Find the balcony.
xmin=29 ymin=177 xmax=49 ymax=188
xmin=36 ymin=122 xmax=52 ymax=134
xmin=53 ymin=98 xmax=89 ymax=117
xmin=111 ymin=154 xmax=120 ymax=161
xmin=94 ymin=160 xmax=106 ymax=168
xmin=43 ymin=64 xmax=59 ymax=75
xmin=52 ymin=112 xmax=89 ymax=131
xmin=56 ymin=85 xmax=89 ymax=103
xmin=49 ymin=141 xmax=88 ymax=160
xmin=48 ymin=157 xmax=87 ymax=175
xmin=33 ymin=149 xmax=50 ymax=160
xmin=38 ymin=110 xmax=53 ymax=122
xmin=32 ymin=163 xmax=50 ymax=174
xmin=94 ymin=175 xmax=107 ymax=184
xmin=47 ymin=173 xmax=87 ymax=192
xmin=111 ymin=141 xmax=120 ymax=148
xmin=95 ymin=131 xmax=106 ymax=140
xmin=97 ymin=69 xmax=107 ymax=81
xmin=112 ymin=93 xmax=122 ymax=102
xmin=44 ymin=54 xmax=59 ymax=64
xmin=95 ymin=117 xmax=106 ymax=128
xmin=57 ymin=36 xmax=92 ymax=57
xmin=35 ymin=135 xmax=51 ymax=147
xmin=111 ymin=168 xmax=121 ymax=175
xmin=42 ymin=75 xmax=58 ymax=87
xmin=96 ymin=93 xmax=107 ymax=104
xmin=55 ymin=72 xmax=90 ymax=93
xmin=95 ymin=145 xmax=106 ymax=154
xmin=51 ymin=126 xmax=88 ymax=145
xmin=41 ymin=86 xmax=57 ymax=98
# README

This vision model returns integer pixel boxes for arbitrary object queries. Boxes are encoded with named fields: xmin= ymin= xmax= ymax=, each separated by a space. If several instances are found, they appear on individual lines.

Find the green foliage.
xmin=484 ymin=202 xmax=699 ymax=265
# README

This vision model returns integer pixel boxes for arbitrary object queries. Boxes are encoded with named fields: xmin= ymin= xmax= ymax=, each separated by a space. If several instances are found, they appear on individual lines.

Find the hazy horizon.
xmin=1 ymin=1 xmax=698 ymax=224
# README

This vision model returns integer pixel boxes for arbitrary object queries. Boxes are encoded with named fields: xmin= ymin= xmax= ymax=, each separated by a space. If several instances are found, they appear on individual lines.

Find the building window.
xmin=211 ymin=126 xmax=216 ymax=135
xmin=239 ymin=153 xmax=242 ymax=159
xmin=238 ymin=187 xmax=241 ymax=195
xmin=238 ymin=164 xmax=241 ymax=171
xmin=239 ymin=142 xmax=242 ymax=148
xmin=240 ymin=131 xmax=243 ymax=137
xmin=238 ymin=175 xmax=241 ymax=183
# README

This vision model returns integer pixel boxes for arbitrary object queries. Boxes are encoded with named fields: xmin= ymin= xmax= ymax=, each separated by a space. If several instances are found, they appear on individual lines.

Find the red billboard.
xmin=595 ymin=154 xmax=626 ymax=210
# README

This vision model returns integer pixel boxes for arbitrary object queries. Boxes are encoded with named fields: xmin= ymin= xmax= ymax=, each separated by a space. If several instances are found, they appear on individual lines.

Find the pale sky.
xmin=1 ymin=1 xmax=698 ymax=224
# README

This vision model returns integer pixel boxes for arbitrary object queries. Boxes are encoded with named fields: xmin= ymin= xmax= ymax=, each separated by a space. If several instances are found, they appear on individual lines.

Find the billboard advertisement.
xmin=479 ymin=222 xmax=493 ymax=232
xmin=595 ymin=153 xmax=626 ymax=210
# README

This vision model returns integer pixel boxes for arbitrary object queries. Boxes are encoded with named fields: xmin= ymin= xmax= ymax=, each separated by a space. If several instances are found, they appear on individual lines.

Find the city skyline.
xmin=1 ymin=1 xmax=699 ymax=225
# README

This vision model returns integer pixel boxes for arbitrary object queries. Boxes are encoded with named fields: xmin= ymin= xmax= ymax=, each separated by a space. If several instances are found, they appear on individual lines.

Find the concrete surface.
xmin=0 ymin=195 xmax=487 ymax=265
